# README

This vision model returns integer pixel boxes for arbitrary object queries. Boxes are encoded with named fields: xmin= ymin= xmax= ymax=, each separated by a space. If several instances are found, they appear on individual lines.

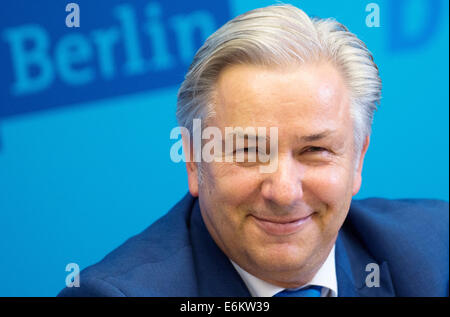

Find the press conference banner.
xmin=0 ymin=0 xmax=230 ymax=119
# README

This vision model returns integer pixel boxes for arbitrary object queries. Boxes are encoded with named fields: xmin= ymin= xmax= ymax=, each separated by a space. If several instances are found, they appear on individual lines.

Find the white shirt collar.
xmin=230 ymin=244 xmax=338 ymax=297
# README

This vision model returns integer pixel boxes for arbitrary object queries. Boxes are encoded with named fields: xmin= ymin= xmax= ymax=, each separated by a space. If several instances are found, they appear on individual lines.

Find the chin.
xmin=249 ymin=244 xmax=311 ymax=273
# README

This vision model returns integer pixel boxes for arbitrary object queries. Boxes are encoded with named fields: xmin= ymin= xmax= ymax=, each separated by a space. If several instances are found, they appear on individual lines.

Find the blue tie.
xmin=273 ymin=285 xmax=322 ymax=297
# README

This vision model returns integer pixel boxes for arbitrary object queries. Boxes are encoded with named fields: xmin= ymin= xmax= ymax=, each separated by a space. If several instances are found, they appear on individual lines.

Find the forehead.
xmin=212 ymin=63 xmax=351 ymax=135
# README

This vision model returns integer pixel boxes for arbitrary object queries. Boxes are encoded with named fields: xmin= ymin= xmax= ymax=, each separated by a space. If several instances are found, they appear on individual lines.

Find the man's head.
xmin=176 ymin=4 xmax=380 ymax=288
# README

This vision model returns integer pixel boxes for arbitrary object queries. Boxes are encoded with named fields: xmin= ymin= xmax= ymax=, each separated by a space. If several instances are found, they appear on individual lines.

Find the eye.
xmin=304 ymin=146 xmax=327 ymax=153
xmin=235 ymin=147 xmax=257 ymax=153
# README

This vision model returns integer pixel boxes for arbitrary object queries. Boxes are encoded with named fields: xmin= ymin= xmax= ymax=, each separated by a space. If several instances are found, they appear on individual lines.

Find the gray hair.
xmin=176 ymin=4 xmax=381 ymax=160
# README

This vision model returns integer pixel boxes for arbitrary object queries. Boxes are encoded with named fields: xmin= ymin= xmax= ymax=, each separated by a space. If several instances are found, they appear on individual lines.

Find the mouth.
xmin=250 ymin=214 xmax=313 ymax=236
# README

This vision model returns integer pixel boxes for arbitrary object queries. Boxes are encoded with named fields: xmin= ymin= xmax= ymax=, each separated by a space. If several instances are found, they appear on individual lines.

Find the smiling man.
xmin=58 ymin=4 xmax=448 ymax=297
xmin=192 ymin=62 xmax=358 ymax=294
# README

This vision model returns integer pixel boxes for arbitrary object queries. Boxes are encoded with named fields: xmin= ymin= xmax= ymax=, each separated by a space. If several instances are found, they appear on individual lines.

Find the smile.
xmin=250 ymin=214 xmax=313 ymax=236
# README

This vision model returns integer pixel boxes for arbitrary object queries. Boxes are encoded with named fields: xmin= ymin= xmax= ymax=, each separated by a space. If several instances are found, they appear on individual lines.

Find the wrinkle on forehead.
xmin=212 ymin=63 xmax=351 ymax=130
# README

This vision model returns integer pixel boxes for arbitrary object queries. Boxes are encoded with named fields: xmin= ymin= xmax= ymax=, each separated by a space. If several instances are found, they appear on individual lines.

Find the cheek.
xmin=199 ymin=164 xmax=263 ymax=252
xmin=304 ymin=165 xmax=353 ymax=210
xmin=200 ymin=163 xmax=263 ymax=234
xmin=302 ymin=166 xmax=353 ymax=240
xmin=206 ymin=163 xmax=261 ymax=202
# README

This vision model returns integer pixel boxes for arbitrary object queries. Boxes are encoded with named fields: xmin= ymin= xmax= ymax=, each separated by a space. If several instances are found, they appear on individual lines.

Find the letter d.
xmin=2 ymin=25 xmax=54 ymax=95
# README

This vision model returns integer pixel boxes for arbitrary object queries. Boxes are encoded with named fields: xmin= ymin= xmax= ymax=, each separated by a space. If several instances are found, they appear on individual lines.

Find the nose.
xmin=260 ymin=153 xmax=304 ymax=208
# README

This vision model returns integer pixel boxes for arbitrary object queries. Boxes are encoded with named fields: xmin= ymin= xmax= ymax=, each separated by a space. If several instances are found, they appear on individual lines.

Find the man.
xmin=58 ymin=4 xmax=448 ymax=297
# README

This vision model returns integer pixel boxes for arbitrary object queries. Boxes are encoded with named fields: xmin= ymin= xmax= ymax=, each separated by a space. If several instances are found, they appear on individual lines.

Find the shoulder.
xmin=351 ymin=197 xmax=449 ymax=216
xmin=58 ymin=193 xmax=199 ymax=297
xmin=348 ymin=198 xmax=448 ymax=240
xmin=345 ymin=198 xmax=449 ymax=296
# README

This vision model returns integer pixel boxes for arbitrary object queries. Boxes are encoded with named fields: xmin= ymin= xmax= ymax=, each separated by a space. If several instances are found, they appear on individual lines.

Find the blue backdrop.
xmin=0 ymin=0 xmax=448 ymax=296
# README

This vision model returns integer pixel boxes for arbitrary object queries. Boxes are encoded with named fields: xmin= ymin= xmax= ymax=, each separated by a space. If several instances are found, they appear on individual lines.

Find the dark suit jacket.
xmin=58 ymin=193 xmax=449 ymax=297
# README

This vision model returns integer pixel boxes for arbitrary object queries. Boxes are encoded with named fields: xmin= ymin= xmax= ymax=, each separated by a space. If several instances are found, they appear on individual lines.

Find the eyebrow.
xmin=298 ymin=130 xmax=336 ymax=142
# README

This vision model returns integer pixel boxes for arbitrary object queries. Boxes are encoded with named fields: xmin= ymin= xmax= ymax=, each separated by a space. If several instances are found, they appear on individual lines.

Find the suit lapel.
xmin=336 ymin=229 xmax=396 ymax=297
xmin=189 ymin=199 xmax=251 ymax=297
xmin=335 ymin=234 xmax=360 ymax=296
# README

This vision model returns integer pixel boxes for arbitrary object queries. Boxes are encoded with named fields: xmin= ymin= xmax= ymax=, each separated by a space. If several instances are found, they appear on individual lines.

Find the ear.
xmin=182 ymin=133 xmax=199 ymax=197
xmin=352 ymin=135 xmax=370 ymax=196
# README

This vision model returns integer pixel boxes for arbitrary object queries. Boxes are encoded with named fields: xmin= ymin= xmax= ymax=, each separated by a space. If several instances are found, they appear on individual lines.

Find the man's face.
xmin=185 ymin=62 xmax=369 ymax=288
